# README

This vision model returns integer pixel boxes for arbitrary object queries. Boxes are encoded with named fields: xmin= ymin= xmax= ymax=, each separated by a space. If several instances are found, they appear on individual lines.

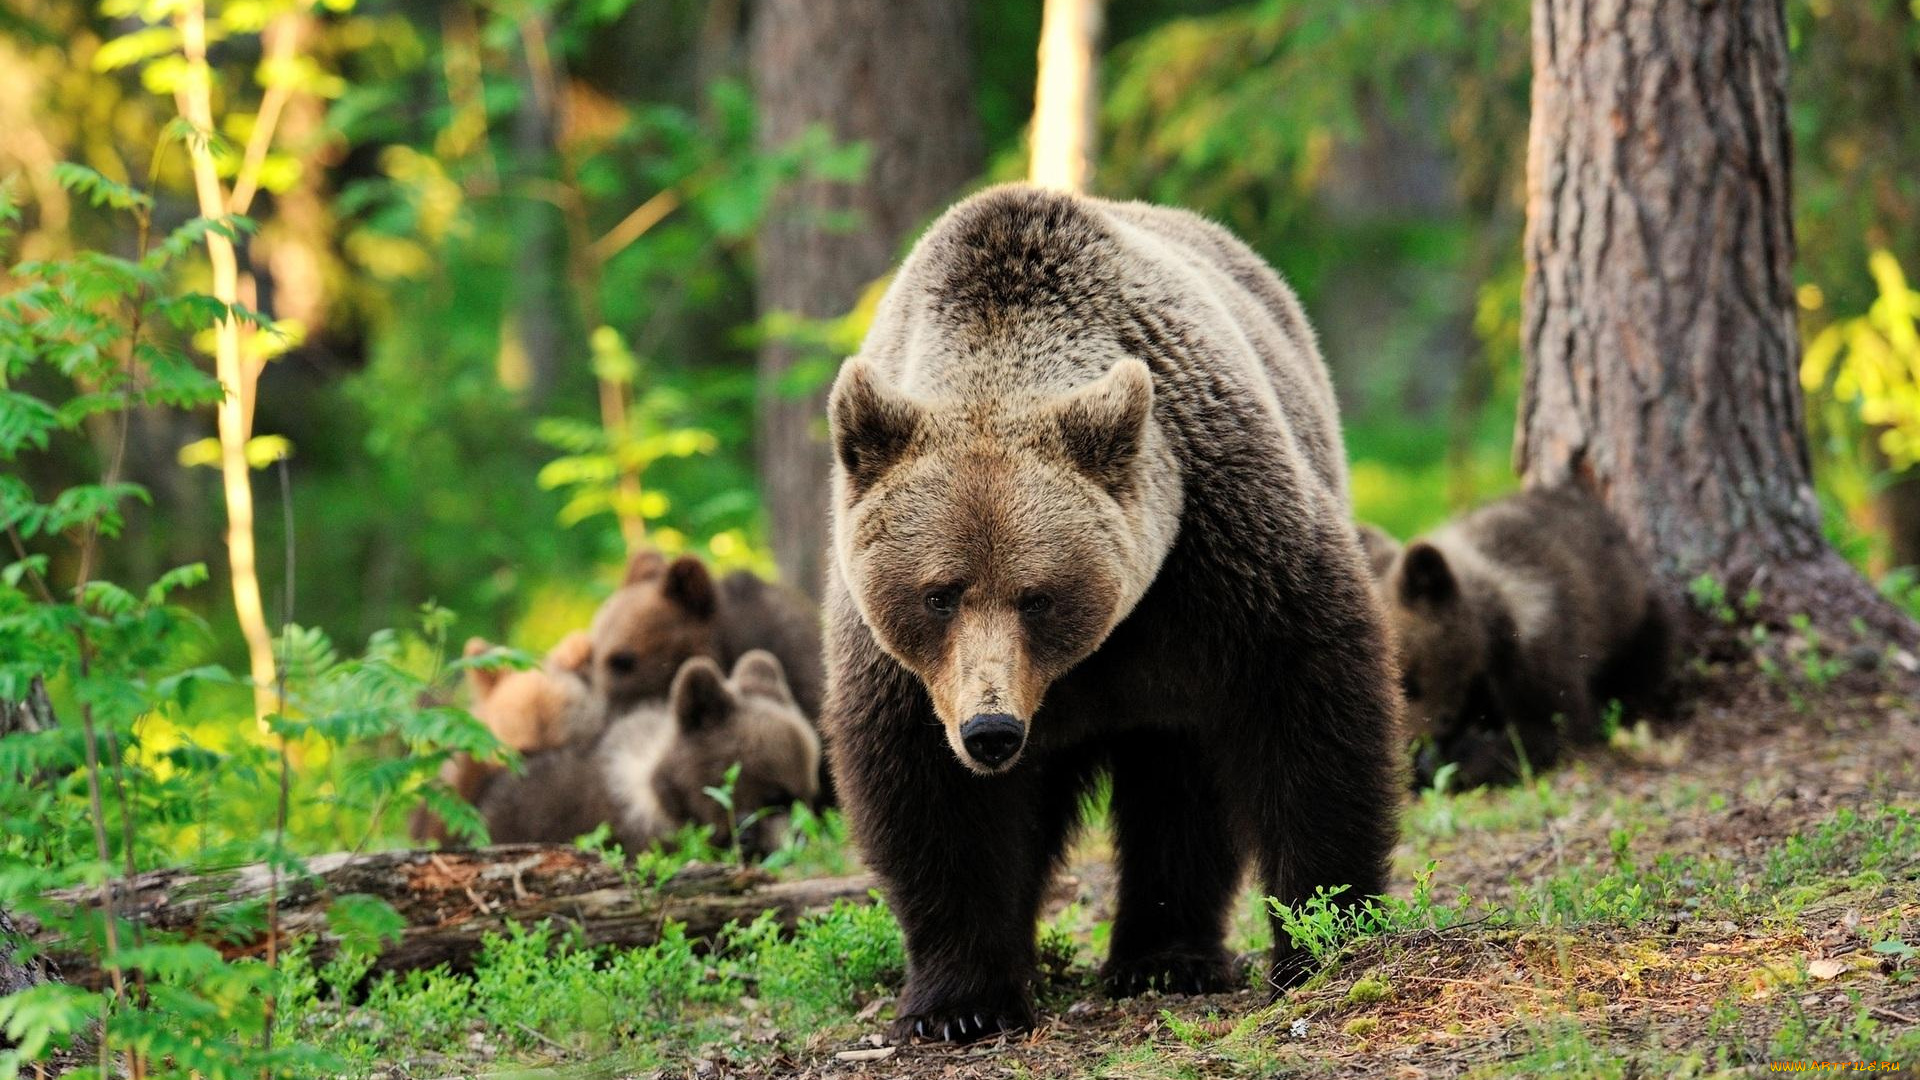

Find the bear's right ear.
xmin=670 ymin=656 xmax=735 ymax=733
xmin=1398 ymin=541 xmax=1456 ymax=605
xmin=624 ymin=549 xmax=667 ymax=585
xmin=463 ymin=637 xmax=504 ymax=699
xmin=829 ymin=359 xmax=922 ymax=494
xmin=663 ymin=556 xmax=717 ymax=619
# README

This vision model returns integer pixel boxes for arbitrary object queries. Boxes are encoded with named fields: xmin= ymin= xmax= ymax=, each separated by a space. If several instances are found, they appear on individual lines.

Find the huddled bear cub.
xmin=590 ymin=549 xmax=830 ymax=801
xmin=824 ymin=184 xmax=1402 ymax=1044
xmin=408 ymin=633 xmax=603 ymax=844
xmin=478 ymin=651 xmax=821 ymax=859
xmin=1377 ymin=487 xmax=1669 ymax=789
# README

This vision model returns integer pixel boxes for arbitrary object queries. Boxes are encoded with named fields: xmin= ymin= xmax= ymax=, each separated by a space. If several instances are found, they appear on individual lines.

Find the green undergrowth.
xmin=233 ymin=792 xmax=1920 ymax=1076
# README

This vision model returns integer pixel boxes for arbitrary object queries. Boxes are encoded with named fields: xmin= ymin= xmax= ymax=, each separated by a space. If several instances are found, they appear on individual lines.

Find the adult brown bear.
xmin=823 ymin=185 xmax=1403 ymax=1043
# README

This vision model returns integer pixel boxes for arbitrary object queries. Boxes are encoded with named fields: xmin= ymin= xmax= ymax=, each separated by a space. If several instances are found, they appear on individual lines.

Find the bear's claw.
xmin=893 ymin=1005 xmax=1027 ymax=1045
xmin=1101 ymin=949 xmax=1241 ymax=999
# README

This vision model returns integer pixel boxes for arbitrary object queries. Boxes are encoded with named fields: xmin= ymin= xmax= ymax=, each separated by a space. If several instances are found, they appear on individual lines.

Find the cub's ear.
xmin=829 ymin=359 xmax=922 ymax=493
xmin=670 ymin=656 xmax=735 ymax=733
xmin=730 ymin=649 xmax=795 ymax=706
xmin=463 ymin=638 xmax=504 ymax=698
xmin=1051 ymin=358 xmax=1153 ymax=494
xmin=624 ymin=549 xmax=667 ymax=585
xmin=1398 ymin=541 xmax=1456 ymax=605
xmin=664 ymin=555 xmax=717 ymax=619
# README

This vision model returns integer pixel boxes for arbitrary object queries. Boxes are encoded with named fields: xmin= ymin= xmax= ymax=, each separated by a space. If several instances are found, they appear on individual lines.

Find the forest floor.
xmin=318 ymin=658 xmax=1920 ymax=1079
xmin=625 ymin=667 xmax=1920 ymax=1080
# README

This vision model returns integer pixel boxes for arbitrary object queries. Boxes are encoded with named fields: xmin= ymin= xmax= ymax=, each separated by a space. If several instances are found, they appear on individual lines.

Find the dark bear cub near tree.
xmin=824 ymin=185 xmax=1402 ymax=1044
xmin=1376 ymin=487 xmax=1670 ymax=788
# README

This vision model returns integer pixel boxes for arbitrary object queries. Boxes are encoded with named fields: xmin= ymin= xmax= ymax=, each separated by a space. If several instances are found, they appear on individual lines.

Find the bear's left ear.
xmin=670 ymin=656 xmax=735 ymax=733
xmin=463 ymin=638 xmax=505 ymax=699
xmin=1398 ymin=541 xmax=1456 ymax=605
xmin=663 ymin=556 xmax=717 ymax=619
xmin=623 ymin=549 xmax=667 ymax=585
xmin=829 ymin=360 xmax=923 ymax=494
xmin=730 ymin=649 xmax=795 ymax=706
xmin=1051 ymin=358 xmax=1153 ymax=494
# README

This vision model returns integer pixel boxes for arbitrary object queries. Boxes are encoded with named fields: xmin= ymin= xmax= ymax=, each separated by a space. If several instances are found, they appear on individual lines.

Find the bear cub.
xmin=590 ymin=548 xmax=829 ymax=800
xmin=409 ymin=633 xmax=603 ymax=844
xmin=477 ymin=651 xmax=821 ymax=859
xmin=1377 ymin=487 xmax=1669 ymax=788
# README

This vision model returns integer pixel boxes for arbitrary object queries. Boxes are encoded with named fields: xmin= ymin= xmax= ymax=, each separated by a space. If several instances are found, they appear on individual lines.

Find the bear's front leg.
xmin=1102 ymin=731 xmax=1244 ymax=997
xmin=825 ymin=637 xmax=1064 ymax=1044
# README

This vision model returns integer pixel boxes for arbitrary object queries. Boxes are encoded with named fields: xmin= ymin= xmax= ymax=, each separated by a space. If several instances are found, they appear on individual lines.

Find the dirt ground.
xmin=701 ymin=667 xmax=1920 ymax=1080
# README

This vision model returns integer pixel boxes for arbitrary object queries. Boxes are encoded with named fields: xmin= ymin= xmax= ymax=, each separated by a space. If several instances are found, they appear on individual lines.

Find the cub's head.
xmin=828 ymin=357 xmax=1166 ymax=775
xmin=653 ymin=651 xmax=822 ymax=859
xmin=1379 ymin=541 xmax=1495 ymax=742
xmin=588 ymin=551 xmax=721 ymax=712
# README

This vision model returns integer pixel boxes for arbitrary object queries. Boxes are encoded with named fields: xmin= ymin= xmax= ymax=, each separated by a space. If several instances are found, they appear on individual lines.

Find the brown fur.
xmin=408 ymin=633 xmax=602 ymax=845
xmin=588 ymin=552 xmax=723 ymax=715
xmin=589 ymin=549 xmax=830 ymax=801
xmin=476 ymin=652 xmax=820 ymax=859
xmin=1379 ymin=487 xmax=1670 ymax=788
xmin=824 ymin=185 xmax=1402 ymax=1043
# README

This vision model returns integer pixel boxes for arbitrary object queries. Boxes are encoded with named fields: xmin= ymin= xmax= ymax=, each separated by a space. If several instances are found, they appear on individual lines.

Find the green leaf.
xmin=325 ymin=894 xmax=407 ymax=956
xmin=49 ymin=163 xmax=151 ymax=212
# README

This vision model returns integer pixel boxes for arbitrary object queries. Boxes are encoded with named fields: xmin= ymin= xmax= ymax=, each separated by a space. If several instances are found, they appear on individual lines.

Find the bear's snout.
xmin=960 ymin=713 xmax=1026 ymax=770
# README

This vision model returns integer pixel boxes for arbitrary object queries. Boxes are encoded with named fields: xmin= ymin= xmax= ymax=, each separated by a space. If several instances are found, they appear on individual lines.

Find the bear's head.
xmin=828 ymin=356 xmax=1172 ymax=775
xmin=588 ymin=550 xmax=721 ymax=713
xmin=1379 ymin=541 xmax=1499 ymax=742
xmin=651 ymin=651 xmax=822 ymax=859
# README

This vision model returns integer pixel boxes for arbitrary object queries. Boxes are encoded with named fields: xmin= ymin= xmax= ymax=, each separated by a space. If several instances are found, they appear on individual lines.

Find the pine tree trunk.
xmin=750 ymin=0 xmax=982 ymax=598
xmin=1516 ymin=0 xmax=1915 ymax=645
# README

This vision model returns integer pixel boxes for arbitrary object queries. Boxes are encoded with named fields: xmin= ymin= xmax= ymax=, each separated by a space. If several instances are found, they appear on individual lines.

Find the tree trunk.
xmin=1029 ymin=0 xmax=1102 ymax=192
xmin=33 ymin=847 xmax=875 ymax=987
xmin=750 ymin=0 xmax=982 ymax=598
xmin=1516 ymin=0 xmax=1915 ymax=645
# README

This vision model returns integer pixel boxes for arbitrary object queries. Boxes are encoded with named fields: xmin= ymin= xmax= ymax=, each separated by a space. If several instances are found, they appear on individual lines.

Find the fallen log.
xmin=34 ymin=846 xmax=876 ymax=988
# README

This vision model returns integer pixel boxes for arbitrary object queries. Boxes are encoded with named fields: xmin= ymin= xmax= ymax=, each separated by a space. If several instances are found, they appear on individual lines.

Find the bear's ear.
xmin=663 ymin=556 xmax=717 ymax=619
xmin=730 ymin=649 xmax=794 ymax=706
xmin=1051 ymin=358 xmax=1153 ymax=494
xmin=624 ymin=549 xmax=668 ymax=585
xmin=670 ymin=656 xmax=735 ymax=733
xmin=1398 ymin=541 xmax=1456 ymax=605
xmin=463 ymin=638 xmax=504 ymax=698
xmin=829 ymin=359 xmax=922 ymax=494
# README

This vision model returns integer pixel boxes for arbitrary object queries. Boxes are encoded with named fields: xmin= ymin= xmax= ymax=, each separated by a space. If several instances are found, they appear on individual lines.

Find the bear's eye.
xmin=1017 ymin=593 xmax=1053 ymax=616
xmin=607 ymin=651 xmax=639 ymax=675
xmin=924 ymin=587 xmax=961 ymax=618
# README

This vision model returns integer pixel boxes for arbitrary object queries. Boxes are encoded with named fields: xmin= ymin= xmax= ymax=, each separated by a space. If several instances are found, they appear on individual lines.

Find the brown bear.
xmin=408 ymin=633 xmax=603 ymax=845
xmin=823 ymin=185 xmax=1402 ymax=1044
xmin=1377 ymin=487 xmax=1670 ymax=789
xmin=475 ymin=651 xmax=821 ymax=859
xmin=589 ymin=549 xmax=830 ymax=799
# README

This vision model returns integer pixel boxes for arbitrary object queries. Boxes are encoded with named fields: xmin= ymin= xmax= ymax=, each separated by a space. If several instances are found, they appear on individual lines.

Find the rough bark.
xmin=32 ymin=847 xmax=873 ymax=988
xmin=1516 ymin=0 xmax=1916 ymax=644
xmin=750 ymin=0 xmax=982 ymax=598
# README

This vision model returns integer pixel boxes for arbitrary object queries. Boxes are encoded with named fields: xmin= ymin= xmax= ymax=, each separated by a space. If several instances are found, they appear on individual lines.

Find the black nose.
xmin=961 ymin=713 xmax=1025 ymax=767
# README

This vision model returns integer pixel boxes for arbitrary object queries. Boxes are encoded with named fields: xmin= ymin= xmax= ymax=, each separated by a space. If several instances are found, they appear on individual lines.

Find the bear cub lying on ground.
xmin=1373 ymin=487 xmax=1670 ymax=788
